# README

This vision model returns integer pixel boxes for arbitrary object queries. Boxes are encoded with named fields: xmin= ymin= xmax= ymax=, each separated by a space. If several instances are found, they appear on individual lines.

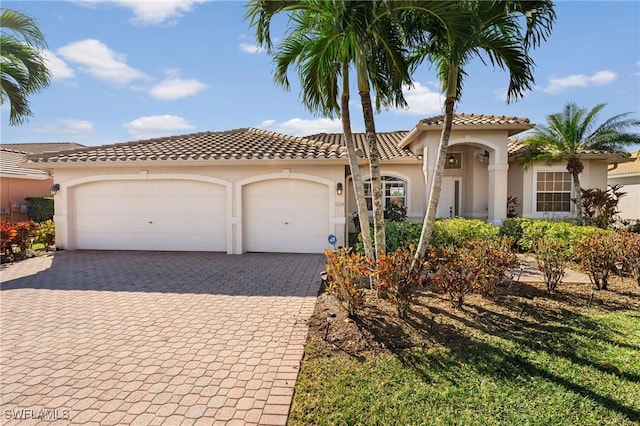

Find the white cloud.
xmin=149 ymin=78 xmax=207 ymax=100
xmin=59 ymin=119 xmax=95 ymax=134
xmin=57 ymin=39 xmax=145 ymax=86
xmin=494 ymin=87 xmax=508 ymax=102
xmin=76 ymin=0 xmax=206 ymax=25
xmin=239 ymin=43 xmax=265 ymax=54
xmin=257 ymin=118 xmax=342 ymax=136
xmin=543 ymin=70 xmax=617 ymax=94
xmin=35 ymin=119 xmax=95 ymax=135
xmin=42 ymin=50 xmax=75 ymax=80
xmin=124 ymin=115 xmax=194 ymax=139
xmin=393 ymin=82 xmax=443 ymax=116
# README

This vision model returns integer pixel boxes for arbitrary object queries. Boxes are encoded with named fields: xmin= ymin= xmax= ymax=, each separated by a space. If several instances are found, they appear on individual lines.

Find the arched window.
xmin=364 ymin=176 xmax=406 ymax=211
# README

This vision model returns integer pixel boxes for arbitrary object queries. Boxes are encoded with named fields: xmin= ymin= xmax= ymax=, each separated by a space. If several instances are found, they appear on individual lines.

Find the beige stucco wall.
xmin=49 ymin=161 xmax=348 ymax=253
xmin=507 ymin=161 xmax=525 ymax=217
xmin=519 ymin=160 xmax=608 ymax=219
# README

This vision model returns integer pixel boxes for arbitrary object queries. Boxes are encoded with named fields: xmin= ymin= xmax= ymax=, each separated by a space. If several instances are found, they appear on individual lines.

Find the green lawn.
xmin=290 ymin=309 xmax=640 ymax=425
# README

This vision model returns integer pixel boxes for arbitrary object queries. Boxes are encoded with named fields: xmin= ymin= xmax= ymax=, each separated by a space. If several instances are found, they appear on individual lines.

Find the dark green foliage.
xmin=580 ymin=185 xmax=626 ymax=229
xmin=25 ymin=196 xmax=53 ymax=222
xmin=384 ymin=200 xmax=407 ymax=222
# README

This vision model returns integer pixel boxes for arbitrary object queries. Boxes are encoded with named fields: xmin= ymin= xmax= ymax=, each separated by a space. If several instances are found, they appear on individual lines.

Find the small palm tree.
xmin=520 ymin=102 xmax=640 ymax=225
xmin=0 ymin=8 xmax=51 ymax=125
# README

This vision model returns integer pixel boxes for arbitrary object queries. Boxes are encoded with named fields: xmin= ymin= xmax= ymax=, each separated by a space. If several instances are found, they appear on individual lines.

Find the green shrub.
xmin=35 ymin=219 xmax=55 ymax=250
xmin=514 ymin=219 xmax=603 ymax=258
xmin=431 ymin=218 xmax=500 ymax=248
xmin=25 ymin=197 xmax=54 ymax=223
xmin=355 ymin=220 xmax=422 ymax=254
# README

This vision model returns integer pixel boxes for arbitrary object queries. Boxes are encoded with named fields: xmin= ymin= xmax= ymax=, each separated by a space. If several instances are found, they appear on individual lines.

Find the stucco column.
xmin=488 ymin=163 xmax=509 ymax=225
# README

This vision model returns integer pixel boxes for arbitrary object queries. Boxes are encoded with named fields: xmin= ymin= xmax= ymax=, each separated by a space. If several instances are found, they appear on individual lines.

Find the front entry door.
xmin=437 ymin=177 xmax=461 ymax=218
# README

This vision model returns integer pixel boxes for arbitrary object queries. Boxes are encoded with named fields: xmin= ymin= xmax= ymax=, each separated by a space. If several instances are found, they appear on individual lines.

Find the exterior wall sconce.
xmin=336 ymin=182 xmax=343 ymax=195
xmin=50 ymin=184 xmax=60 ymax=195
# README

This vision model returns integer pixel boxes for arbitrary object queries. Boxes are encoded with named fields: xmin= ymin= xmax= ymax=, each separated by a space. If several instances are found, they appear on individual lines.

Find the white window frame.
xmin=364 ymin=175 xmax=407 ymax=212
xmin=532 ymin=167 xmax=573 ymax=214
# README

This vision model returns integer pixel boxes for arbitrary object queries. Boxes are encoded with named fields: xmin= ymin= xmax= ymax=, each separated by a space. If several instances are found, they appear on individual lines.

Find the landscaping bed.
xmin=290 ymin=272 xmax=640 ymax=425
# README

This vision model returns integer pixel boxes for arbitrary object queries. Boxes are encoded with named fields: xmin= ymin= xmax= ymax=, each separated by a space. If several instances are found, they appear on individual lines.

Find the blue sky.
xmin=1 ymin=0 xmax=639 ymax=147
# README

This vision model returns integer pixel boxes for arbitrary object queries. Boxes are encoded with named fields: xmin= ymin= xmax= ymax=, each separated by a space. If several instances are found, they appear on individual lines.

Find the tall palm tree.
xmin=519 ymin=102 xmax=640 ymax=225
xmin=1 ymin=8 xmax=51 ymax=125
xmin=407 ymin=0 xmax=556 ymax=261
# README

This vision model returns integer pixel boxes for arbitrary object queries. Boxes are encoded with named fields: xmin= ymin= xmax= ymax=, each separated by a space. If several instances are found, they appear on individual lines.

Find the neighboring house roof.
xmin=0 ymin=148 xmax=49 ymax=179
xmin=305 ymin=131 xmax=416 ymax=160
xmin=608 ymin=151 xmax=640 ymax=177
xmin=1 ymin=142 xmax=85 ymax=154
xmin=507 ymin=139 xmax=633 ymax=164
xmin=25 ymin=128 xmax=348 ymax=164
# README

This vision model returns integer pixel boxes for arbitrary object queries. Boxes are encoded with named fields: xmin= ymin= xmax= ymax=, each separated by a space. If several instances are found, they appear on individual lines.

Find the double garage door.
xmin=71 ymin=178 xmax=329 ymax=253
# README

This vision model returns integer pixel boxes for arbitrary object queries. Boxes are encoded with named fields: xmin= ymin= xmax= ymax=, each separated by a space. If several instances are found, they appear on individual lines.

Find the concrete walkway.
xmin=514 ymin=253 xmax=591 ymax=284
xmin=0 ymin=251 xmax=324 ymax=425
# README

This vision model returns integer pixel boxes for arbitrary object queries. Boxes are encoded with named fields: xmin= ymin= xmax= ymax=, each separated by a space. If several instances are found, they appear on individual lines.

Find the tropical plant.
xmin=618 ymin=231 xmax=640 ymax=287
xmin=580 ymin=184 xmax=625 ymax=229
xmin=409 ymin=0 xmax=556 ymax=262
xmin=246 ymin=0 xmax=466 ymax=259
xmin=0 ymin=7 xmax=51 ymax=125
xmin=534 ymin=237 xmax=568 ymax=293
xmin=375 ymin=245 xmax=426 ymax=318
xmin=519 ymin=103 xmax=640 ymax=225
xmin=324 ymin=248 xmax=371 ymax=317
xmin=575 ymin=232 xmax=622 ymax=291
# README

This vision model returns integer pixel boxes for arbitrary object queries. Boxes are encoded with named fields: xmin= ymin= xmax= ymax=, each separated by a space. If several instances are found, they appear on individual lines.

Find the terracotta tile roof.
xmin=1 ymin=142 xmax=85 ymax=154
xmin=507 ymin=139 xmax=633 ymax=160
xmin=419 ymin=113 xmax=531 ymax=127
xmin=305 ymin=131 xmax=416 ymax=160
xmin=0 ymin=148 xmax=49 ymax=178
xmin=26 ymin=128 xmax=348 ymax=164
xmin=609 ymin=151 xmax=640 ymax=176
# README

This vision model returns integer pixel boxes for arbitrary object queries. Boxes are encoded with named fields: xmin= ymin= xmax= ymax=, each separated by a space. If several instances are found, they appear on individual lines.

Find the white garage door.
xmin=244 ymin=179 xmax=329 ymax=253
xmin=73 ymin=180 xmax=226 ymax=251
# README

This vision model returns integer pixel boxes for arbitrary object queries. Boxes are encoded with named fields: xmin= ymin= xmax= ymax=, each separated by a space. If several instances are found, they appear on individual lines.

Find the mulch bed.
xmin=305 ymin=272 xmax=640 ymax=360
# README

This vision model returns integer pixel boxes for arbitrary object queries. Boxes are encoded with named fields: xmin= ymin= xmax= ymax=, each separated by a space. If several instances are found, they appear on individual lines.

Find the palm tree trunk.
xmin=571 ymin=171 xmax=583 ymax=226
xmin=357 ymin=58 xmax=385 ymax=258
xmin=341 ymin=65 xmax=374 ymax=259
xmin=359 ymin=91 xmax=385 ymax=258
xmin=415 ymin=66 xmax=458 ymax=261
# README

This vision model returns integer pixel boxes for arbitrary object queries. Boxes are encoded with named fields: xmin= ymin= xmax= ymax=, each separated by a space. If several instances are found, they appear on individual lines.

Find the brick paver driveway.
xmin=0 ymin=251 xmax=324 ymax=425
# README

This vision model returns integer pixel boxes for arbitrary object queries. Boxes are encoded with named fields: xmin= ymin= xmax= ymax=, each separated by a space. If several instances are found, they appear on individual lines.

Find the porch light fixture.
xmin=448 ymin=154 xmax=456 ymax=165
xmin=336 ymin=182 xmax=343 ymax=195
xmin=50 ymin=184 xmax=60 ymax=195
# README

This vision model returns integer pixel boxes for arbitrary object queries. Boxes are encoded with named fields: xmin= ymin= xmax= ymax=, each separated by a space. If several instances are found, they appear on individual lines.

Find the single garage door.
xmin=73 ymin=180 xmax=226 ymax=251
xmin=244 ymin=179 xmax=329 ymax=253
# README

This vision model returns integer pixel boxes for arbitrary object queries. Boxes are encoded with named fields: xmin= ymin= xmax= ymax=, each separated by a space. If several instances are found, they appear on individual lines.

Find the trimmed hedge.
xmin=25 ymin=197 xmax=54 ymax=223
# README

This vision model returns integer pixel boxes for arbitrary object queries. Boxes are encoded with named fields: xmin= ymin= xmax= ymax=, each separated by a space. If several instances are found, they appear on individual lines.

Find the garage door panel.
xmin=244 ymin=179 xmax=330 ymax=253
xmin=73 ymin=180 xmax=226 ymax=251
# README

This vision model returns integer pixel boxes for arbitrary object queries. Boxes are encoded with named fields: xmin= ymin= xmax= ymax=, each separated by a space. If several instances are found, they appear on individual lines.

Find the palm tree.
xmin=519 ymin=102 xmax=640 ymax=225
xmin=1 ymin=8 xmax=51 ymax=125
xmin=407 ymin=0 xmax=556 ymax=261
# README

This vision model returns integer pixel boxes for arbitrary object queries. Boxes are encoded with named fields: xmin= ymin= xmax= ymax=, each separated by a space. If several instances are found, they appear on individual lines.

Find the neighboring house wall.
xmin=610 ymin=175 xmax=640 ymax=220
xmin=0 ymin=177 xmax=52 ymax=221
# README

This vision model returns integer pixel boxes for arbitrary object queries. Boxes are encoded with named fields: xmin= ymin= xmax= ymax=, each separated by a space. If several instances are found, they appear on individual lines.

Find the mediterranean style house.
xmin=23 ymin=114 xmax=630 ymax=254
